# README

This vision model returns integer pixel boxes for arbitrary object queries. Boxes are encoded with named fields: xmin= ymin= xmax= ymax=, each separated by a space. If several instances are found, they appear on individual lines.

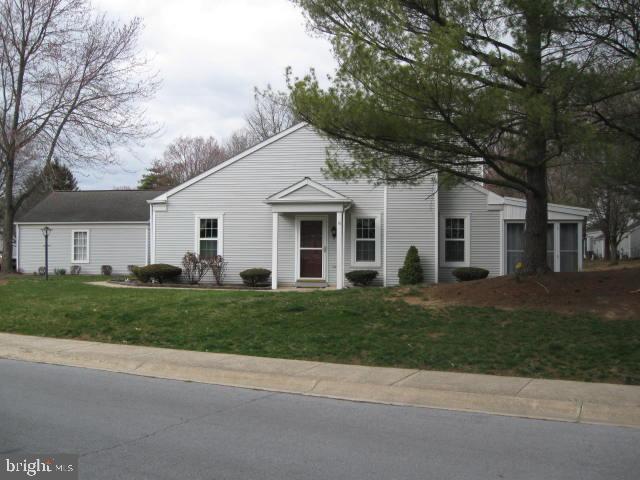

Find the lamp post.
xmin=41 ymin=226 xmax=51 ymax=280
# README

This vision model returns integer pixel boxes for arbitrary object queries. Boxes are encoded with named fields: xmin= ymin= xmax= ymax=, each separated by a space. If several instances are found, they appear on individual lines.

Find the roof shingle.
xmin=16 ymin=190 xmax=162 ymax=223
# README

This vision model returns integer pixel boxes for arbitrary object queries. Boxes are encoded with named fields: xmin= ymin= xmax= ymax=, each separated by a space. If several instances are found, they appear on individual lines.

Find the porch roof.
xmin=265 ymin=177 xmax=352 ymax=213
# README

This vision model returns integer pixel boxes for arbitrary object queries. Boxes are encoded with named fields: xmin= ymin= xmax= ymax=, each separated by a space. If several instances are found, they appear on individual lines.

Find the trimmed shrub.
xmin=127 ymin=265 xmax=137 ymax=274
xmin=101 ymin=265 xmax=113 ymax=276
xmin=181 ymin=252 xmax=210 ymax=284
xmin=54 ymin=268 xmax=66 ymax=276
xmin=70 ymin=265 xmax=82 ymax=275
xmin=398 ymin=246 xmax=424 ymax=285
xmin=133 ymin=264 xmax=182 ymax=283
xmin=346 ymin=270 xmax=378 ymax=286
xmin=239 ymin=268 xmax=271 ymax=287
xmin=452 ymin=267 xmax=490 ymax=282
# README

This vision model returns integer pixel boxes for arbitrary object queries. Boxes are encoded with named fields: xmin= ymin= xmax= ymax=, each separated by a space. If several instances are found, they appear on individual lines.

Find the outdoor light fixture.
xmin=41 ymin=226 xmax=51 ymax=281
xmin=331 ymin=226 xmax=337 ymax=239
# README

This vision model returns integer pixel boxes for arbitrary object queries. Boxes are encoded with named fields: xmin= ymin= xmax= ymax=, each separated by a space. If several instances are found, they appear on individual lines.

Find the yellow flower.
xmin=515 ymin=261 xmax=524 ymax=272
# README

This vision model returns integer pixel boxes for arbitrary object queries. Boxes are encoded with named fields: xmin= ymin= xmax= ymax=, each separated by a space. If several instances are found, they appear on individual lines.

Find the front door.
xmin=298 ymin=217 xmax=326 ymax=280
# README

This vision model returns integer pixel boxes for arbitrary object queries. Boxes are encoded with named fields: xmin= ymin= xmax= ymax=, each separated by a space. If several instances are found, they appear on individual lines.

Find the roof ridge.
xmin=51 ymin=189 xmax=167 ymax=193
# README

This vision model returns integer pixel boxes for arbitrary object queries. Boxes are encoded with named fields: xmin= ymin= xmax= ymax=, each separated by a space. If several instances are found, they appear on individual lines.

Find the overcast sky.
xmin=82 ymin=0 xmax=336 ymax=190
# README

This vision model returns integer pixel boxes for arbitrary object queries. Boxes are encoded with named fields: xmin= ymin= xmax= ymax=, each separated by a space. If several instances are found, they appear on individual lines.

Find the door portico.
xmin=265 ymin=178 xmax=351 ymax=290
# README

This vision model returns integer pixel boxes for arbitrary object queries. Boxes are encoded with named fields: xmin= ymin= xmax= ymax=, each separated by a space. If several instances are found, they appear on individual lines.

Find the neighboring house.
xmin=586 ymin=222 xmax=640 ymax=259
xmin=14 ymin=124 xmax=590 ymax=286
xmin=15 ymin=190 xmax=160 ymax=275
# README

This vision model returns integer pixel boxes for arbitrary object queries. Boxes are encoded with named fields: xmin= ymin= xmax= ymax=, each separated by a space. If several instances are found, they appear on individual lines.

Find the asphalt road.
xmin=1 ymin=359 xmax=638 ymax=480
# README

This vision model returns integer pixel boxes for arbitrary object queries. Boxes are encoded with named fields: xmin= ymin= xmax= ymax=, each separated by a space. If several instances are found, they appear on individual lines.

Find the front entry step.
xmin=295 ymin=280 xmax=328 ymax=288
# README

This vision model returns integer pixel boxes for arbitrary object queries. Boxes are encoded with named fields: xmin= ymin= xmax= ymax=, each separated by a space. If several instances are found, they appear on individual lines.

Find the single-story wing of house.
xmin=586 ymin=222 xmax=640 ymax=259
xmin=15 ymin=123 xmax=590 ymax=286
xmin=15 ymin=190 xmax=161 ymax=275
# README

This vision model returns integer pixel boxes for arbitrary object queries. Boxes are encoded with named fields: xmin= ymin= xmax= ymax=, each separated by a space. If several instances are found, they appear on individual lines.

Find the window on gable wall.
xmin=198 ymin=218 xmax=218 ymax=258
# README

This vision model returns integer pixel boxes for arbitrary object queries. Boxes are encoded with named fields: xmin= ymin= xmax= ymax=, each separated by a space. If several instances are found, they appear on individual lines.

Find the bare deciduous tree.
xmin=588 ymin=188 xmax=639 ymax=263
xmin=139 ymin=136 xmax=227 ymax=188
xmin=0 ymin=0 xmax=158 ymax=272
xmin=223 ymin=129 xmax=254 ymax=158
xmin=245 ymin=85 xmax=297 ymax=142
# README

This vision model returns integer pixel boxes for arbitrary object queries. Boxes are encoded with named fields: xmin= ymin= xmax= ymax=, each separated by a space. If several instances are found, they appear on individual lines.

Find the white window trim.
xmin=350 ymin=213 xmax=382 ymax=268
xmin=194 ymin=213 xmax=224 ymax=257
xmin=71 ymin=230 xmax=90 ymax=264
xmin=439 ymin=214 xmax=471 ymax=267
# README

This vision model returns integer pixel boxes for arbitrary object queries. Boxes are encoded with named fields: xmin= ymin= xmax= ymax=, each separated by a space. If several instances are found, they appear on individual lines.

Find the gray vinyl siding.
xmin=17 ymin=223 xmax=148 ymax=275
xmin=153 ymin=126 xmax=386 ymax=286
xmin=284 ymin=184 xmax=330 ymax=200
xmin=438 ymin=184 xmax=501 ymax=282
xmin=385 ymin=180 xmax=438 ymax=286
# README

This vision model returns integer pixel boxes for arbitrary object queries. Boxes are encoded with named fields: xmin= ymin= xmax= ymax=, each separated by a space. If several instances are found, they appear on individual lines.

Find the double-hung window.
xmin=72 ymin=230 xmax=89 ymax=263
xmin=195 ymin=215 xmax=223 ymax=259
xmin=440 ymin=215 xmax=470 ymax=266
xmin=351 ymin=214 xmax=381 ymax=266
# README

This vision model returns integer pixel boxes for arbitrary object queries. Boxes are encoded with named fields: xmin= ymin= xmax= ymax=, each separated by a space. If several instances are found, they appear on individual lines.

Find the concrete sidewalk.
xmin=1 ymin=332 xmax=638 ymax=428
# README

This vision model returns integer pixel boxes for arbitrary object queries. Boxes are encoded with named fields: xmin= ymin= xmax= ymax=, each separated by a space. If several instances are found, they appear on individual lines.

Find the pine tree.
xmin=289 ymin=0 xmax=640 ymax=274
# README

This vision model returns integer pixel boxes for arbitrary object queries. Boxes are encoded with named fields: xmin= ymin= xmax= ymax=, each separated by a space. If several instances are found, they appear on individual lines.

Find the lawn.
xmin=0 ymin=275 xmax=639 ymax=384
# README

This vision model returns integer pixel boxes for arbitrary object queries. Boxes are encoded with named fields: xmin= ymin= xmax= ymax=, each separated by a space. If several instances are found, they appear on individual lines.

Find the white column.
xmin=578 ymin=221 xmax=583 ymax=272
xmin=336 ymin=210 xmax=344 ymax=289
xmin=272 ymin=212 xmax=279 ymax=290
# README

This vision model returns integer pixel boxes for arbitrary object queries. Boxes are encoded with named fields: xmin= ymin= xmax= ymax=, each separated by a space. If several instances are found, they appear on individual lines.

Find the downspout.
xmin=15 ymin=224 xmax=20 ymax=273
xmin=149 ymin=204 xmax=155 ymax=264
xmin=434 ymin=175 xmax=439 ymax=284
xmin=383 ymin=185 xmax=388 ymax=287
xmin=343 ymin=203 xmax=352 ymax=288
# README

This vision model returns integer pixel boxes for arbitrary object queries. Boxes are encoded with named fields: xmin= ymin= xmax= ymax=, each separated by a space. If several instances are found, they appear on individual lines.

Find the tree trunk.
xmin=609 ymin=237 xmax=619 ymax=265
xmin=523 ymin=165 xmax=549 ymax=274
xmin=603 ymin=232 xmax=611 ymax=261
xmin=1 ymin=157 xmax=15 ymax=273
xmin=521 ymin=9 xmax=549 ymax=275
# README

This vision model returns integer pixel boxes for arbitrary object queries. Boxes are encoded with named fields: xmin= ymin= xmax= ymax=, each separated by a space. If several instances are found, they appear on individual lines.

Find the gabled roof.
xmin=15 ymin=190 xmax=162 ymax=223
xmin=265 ymin=177 xmax=351 ymax=204
xmin=150 ymin=122 xmax=309 ymax=204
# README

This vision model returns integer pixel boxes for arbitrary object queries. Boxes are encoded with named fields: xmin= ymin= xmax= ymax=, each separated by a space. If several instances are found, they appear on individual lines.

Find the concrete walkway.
xmin=1 ymin=332 xmax=638 ymax=428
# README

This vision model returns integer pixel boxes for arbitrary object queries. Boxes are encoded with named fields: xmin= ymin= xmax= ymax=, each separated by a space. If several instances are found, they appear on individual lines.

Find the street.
xmin=1 ymin=359 xmax=638 ymax=480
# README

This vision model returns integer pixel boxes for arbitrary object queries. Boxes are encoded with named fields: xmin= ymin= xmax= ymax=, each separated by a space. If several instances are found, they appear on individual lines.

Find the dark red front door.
xmin=299 ymin=220 xmax=324 ymax=279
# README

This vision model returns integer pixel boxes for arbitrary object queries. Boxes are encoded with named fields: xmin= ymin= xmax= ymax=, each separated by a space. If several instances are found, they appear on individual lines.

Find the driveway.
xmin=1 ymin=359 xmax=639 ymax=480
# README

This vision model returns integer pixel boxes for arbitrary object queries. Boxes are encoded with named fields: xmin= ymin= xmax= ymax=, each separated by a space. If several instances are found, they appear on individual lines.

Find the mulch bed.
xmin=108 ymin=280 xmax=270 ymax=290
xmin=408 ymin=267 xmax=640 ymax=320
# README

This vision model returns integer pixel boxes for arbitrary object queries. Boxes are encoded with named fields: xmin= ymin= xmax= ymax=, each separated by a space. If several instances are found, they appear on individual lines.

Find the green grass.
xmin=1 ymin=275 xmax=639 ymax=384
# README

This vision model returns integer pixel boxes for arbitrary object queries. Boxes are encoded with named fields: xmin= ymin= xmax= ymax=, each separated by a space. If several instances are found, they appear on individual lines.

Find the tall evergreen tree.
xmin=288 ymin=0 xmax=639 ymax=274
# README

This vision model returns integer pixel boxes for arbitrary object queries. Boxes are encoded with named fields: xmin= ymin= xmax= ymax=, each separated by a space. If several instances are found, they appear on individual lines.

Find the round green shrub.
xmin=451 ymin=267 xmax=490 ymax=282
xmin=133 ymin=264 xmax=182 ymax=283
xmin=346 ymin=270 xmax=378 ymax=286
xmin=239 ymin=268 xmax=271 ymax=287
xmin=398 ymin=246 xmax=424 ymax=285
xmin=101 ymin=265 xmax=113 ymax=276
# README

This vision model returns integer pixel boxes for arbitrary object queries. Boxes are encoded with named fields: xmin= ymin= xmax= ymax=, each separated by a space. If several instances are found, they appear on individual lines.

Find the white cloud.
xmin=81 ymin=0 xmax=335 ymax=189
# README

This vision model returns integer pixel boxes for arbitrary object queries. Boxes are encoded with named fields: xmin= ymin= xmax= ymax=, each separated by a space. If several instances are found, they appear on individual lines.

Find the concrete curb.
xmin=1 ymin=333 xmax=638 ymax=428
